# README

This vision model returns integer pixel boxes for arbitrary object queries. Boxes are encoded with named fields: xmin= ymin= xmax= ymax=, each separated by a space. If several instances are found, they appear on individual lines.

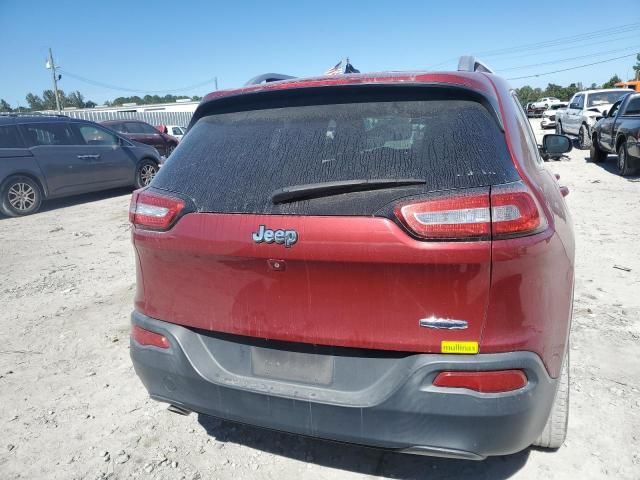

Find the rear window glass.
xmin=153 ymin=98 xmax=518 ymax=215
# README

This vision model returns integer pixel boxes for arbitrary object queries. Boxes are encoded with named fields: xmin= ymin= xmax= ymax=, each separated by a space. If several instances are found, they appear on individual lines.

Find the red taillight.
xmin=131 ymin=325 xmax=170 ymax=349
xmin=433 ymin=370 xmax=527 ymax=393
xmin=491 ymin=182 xmax=547 ymax=238
xmin=395 ymin=190 xmax=491 ymax=240
xmin=129 ymin=190 xmax=185 ymax=231
xmin=394 ymin=181 xmax=547 ymax=241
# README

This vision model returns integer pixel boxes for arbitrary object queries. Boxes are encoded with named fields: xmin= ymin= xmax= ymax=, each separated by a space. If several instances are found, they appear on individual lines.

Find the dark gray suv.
xmin=0 ymin=114 xmax=162 ymax=216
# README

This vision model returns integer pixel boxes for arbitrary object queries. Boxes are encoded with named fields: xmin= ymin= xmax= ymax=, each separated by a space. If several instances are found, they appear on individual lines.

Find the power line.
xmin=427 ymin=22 xmax=640 ymax=69
xmin=475 ymin=23 xmax=639 ymax=58
xmin=58 ymin=69 xmax=218 ymax=94
xmin=496 ymin=46 xmax=640 ymax=72
xmin=482 ymin=33 xmax=640 ymax=62
xmin=506 ymin=53 xmax=637 ymax=81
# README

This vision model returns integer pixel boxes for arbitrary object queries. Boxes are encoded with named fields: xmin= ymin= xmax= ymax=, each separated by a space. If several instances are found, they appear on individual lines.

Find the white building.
xmin=41 ymin=99 xmax=200 ymax=126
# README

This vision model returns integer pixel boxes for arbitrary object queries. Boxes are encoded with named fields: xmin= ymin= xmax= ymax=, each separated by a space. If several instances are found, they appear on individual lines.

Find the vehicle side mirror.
xmin=542 ymin=134 xmax=572 ymax=155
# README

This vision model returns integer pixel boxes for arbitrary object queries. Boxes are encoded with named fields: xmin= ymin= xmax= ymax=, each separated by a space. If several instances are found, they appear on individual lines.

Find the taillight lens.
xmin=433 ymin=370 xmax=527 ymax=393
xmin=395 ymin=190 xmax=491 ymax=240
xmin=129 ymin=190 xmax=184 ymax=231
xmin=491 ymin=182 xmax=547 ymax=239
xmin=131 ymin=325 xmax=170 ymax=349
xmin=394 ymin=181 xmax=547 ymax=241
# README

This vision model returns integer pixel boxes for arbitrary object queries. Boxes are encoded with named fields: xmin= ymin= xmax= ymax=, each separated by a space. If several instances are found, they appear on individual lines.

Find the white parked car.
xmin=540 ymin=103 xmax=568 ymax=129
xmin=155 ymin=124 xmax=187 ymax=141
xmin=555 ymin=89 xmax=633 ymax=149
xmin=530 ymin=97 xmax=562 ymax=109
xmin=165 ymin=125 xmax=187 ymax=141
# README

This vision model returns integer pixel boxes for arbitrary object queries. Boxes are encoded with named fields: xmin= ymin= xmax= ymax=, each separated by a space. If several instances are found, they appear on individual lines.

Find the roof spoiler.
xmin=457 ymin=56 xmax=494 ymax=74
xmin=244 ymin=73 xmax=296 ymax=86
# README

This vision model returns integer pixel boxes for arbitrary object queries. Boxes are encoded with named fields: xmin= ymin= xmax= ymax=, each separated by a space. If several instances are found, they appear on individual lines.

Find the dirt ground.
xmin=1 ymin=119 xmax=639 ymax=480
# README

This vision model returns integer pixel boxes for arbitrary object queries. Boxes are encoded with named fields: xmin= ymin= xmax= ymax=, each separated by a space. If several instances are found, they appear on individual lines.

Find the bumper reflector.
xmin=433 ymin=370 xmax=527 ymax=393
xmin=132 ymin=325 xmax=170 ymax=349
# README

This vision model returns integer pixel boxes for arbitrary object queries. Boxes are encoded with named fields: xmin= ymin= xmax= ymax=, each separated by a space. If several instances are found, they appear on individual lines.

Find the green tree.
xmin=0 ymin=99 xmax=12 ymax=112
xmin=633 ymin=53 xmax=640 ymax=80
xmin=67 ymin=90 xmax=86 ymax=108
xmin=602 ymin=75 xmax=622 ymax=89
xmin=514 ymin=85 xmax=542 ymax=106
xmin=562 ymin=83 xmax=581 ymax=101
xmin=545 ymin=83 xmax=564 ymax=99
xmin=25 ymin=93 xmax=44 ymax=110
xmin=191 ymin=95 xmax=202 ymax=101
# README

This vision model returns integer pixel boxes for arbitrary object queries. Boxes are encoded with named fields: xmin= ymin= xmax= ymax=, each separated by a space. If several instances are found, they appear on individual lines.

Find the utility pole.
xmin=46 ymin=48 xmax=61 ymax=113
xmin=214 ymin=76 xmax=218 ymax=91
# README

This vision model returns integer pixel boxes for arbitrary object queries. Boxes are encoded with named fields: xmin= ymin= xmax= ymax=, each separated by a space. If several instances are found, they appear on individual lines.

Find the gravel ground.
xmin=1 ymin=119 xmax=639 ymax=479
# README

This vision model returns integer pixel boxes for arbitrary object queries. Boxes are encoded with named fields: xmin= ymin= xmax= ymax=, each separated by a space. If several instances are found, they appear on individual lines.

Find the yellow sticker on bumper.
xmin=441 ymin=341 xmax=479 ymax=354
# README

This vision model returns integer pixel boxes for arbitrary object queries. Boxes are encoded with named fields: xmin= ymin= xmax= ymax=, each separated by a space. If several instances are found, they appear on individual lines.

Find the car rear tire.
xmin=617 ymin=141 xmax=633 ymax=177
xmin=0 ymin=175 xmax=43 ymax=217
xmin=534 ymin=351 xmax=569 ymax=449
xmin=135 ymin=160 xmax=159 ymax=188
xmin=578 ymin=125 xmax=591 ymax=150
xmin=555 ymin=122 xmax=563 ymax=135
xmin=589 ymin=137 xmax=607 ymax=163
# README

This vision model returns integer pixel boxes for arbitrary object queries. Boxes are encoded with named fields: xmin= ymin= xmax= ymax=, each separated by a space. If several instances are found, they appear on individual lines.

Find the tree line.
xmin=0 ymin=92 xmax=203 ymax=112
xmin=0 ymin=72 xmax=634 ymax=113
xmin=514 ymin=75 xmax=625 ymax=106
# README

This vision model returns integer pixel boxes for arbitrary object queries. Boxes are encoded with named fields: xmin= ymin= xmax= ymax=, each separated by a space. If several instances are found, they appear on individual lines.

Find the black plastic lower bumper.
xmin=130 ymin=312 xmax=558 ymax=460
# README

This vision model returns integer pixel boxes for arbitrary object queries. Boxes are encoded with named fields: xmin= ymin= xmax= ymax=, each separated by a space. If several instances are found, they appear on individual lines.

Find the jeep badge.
xmin=252 ymin=225 xmax=298 ymax=248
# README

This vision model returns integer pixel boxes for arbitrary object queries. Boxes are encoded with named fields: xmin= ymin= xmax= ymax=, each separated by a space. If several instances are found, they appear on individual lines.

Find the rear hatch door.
xmin=134 ymin=86 xmax=518 ymax=353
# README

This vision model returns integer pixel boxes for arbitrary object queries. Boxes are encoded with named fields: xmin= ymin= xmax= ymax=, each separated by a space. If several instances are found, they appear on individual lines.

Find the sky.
xmin=0 ymin=0 xmax=638 ymax=107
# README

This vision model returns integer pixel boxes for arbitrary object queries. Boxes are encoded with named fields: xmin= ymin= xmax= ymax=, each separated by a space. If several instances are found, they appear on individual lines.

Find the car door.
xmin=20 ymin=121 xmax=98 ymax=197
xmin=125 ymin=121 xmax=167 ymax=156
xmin=73 ymin=123 xmax=135 ymax=185
xmin=566 ymin=94 xmax=584 ymax=134
xmin=598 ymin=100 xmax=621 ymax=151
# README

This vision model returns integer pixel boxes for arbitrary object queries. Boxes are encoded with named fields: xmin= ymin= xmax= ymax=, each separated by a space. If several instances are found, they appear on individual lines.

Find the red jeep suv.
xmin=129 ymin=57 xmax=574 ymax=460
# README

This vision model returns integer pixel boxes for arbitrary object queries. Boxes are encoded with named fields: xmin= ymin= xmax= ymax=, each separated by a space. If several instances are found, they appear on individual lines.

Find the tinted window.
xmin=22 ymin=122 xmax=76 ymax=146
xmin=587 ymin=91 xmax=630 ymax=108
xmin=77 ymin=124 xmax=119 ymax=145
xmin=573 ymin=95 xmax=584 ymax=109
xmin=623 ymin=96 xmax=640 ymax=115
xmin=0 ymin=125 xmax=24 ymax=148
xmin=171 ymin=127 xmax=183 ymax=135
xmin=153 ymin=98 xmax=518 ymax=215
xmin=126 ymin=122 xmax=157 ymax=134
xmin=108 ymin=122 xmax=126 ymax=133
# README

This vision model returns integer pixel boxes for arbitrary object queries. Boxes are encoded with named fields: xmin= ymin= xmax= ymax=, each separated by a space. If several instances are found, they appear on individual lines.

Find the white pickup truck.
xmin=556 ymin=88 xmax=633 ymax=149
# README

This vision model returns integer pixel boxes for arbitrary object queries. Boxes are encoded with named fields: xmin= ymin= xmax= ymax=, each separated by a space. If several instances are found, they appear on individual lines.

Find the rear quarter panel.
xmin=0 ymin=149 xmax=48 ymax=197
xmin=481 ymin=76 xmax=575 ymax=378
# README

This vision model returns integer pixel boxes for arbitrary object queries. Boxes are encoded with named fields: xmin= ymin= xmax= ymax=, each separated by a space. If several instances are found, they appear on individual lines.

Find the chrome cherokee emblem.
xmin=419 ymin=316 xmax=468 ymax=330
xmin=252 ymin=225 xmax=298 ymax=248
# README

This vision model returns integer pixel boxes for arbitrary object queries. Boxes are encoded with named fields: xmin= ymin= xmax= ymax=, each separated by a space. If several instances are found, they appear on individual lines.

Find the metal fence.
xmin=57 ymin=109 xmax=194 ymax=127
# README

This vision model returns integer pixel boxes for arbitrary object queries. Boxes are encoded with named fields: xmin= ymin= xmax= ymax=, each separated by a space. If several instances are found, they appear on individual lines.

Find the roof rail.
xmin=244 ymin=73 xmax=296 ymax=86
xmin=457 ymin=56 xmax=493 ymax=74
xmin=0 ymin=112 xmax=69 ymax=117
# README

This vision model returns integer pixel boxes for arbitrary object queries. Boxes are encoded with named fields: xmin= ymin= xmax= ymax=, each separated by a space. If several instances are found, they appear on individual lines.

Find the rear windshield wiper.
xmin=271 ymin=178 xmax=427 ymax=204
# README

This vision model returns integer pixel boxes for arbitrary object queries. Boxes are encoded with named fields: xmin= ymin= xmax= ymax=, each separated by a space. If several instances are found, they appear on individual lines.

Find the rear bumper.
xmin=130 ymin=312 xmax=558 ymax=460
